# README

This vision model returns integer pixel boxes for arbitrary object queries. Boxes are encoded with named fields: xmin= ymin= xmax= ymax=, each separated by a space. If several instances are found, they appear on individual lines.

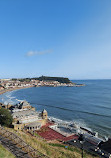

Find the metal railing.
xmin=0 ymin=126 xmax=49 ymax=158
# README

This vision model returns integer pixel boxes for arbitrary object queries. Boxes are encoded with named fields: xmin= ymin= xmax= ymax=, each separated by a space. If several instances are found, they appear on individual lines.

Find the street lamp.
xmin=78 ymin=134 xmax=84 ymax=158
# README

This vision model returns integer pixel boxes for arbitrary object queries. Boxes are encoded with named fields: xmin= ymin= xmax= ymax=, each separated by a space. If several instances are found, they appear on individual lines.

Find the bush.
xmin=0 ymin=108 xmax=13 ymax=127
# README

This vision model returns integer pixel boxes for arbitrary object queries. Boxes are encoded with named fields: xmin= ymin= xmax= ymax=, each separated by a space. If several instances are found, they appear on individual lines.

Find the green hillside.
xmin=0 ymin=144 xmax=15 ymax=158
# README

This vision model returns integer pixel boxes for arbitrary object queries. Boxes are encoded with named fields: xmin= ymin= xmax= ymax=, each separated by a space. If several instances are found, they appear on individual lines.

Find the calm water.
xmin=0 ymin=80 xmax=111 ymax=138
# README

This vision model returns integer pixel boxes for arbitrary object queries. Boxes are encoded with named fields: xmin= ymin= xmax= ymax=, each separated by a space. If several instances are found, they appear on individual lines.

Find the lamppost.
xmin=78 ymin=134 xmax=84 ymax=158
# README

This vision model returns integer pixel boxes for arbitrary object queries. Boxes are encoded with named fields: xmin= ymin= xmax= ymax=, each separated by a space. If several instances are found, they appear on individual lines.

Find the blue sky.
xmin=0 ymin=0 xmax=111 ymax=79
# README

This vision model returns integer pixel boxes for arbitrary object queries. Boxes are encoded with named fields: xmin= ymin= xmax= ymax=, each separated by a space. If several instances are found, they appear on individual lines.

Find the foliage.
xmin=11 ymin=76 xmax=71 ymax=83
xmin=18 ymin=78 xmax=31 ymax=82
xmin=38 ymin=76 xmax=71 ymax=83
xmin=0 ymin=108 xmax=13 ymax=127
xmin=49 ymin=143 xmax=80 ymax=152
xmin=11 ymin=78 xmax=17 ymax=81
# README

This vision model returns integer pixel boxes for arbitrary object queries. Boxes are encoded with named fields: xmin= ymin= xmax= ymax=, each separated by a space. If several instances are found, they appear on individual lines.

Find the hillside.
xmin=16 ymin=76 xmax=71 ymax=83
xmin=38 ymin=76 xmax=71 ymax=83
xmin=0 ymin=144 xmax=15 ymax=158
xmin=5 ymin=127 xmax=99 ymax=158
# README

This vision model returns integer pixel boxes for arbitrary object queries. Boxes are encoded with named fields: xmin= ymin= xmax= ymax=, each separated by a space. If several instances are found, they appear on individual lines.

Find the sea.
xmin=0 ymin=80 xmax=111 ymax=138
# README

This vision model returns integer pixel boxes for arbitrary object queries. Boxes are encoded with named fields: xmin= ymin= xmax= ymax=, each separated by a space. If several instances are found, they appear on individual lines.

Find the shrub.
xmin=0 ymin=108 xmax=13 ymax=127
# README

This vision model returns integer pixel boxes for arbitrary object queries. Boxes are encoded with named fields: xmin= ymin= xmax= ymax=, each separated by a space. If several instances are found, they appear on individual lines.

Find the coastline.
xmin=0 ymin=86 xmax=33 ymax=96
xmin=0 ymin=82 xmax=110 ymax=139
xmin=0 ymin=84 xmax=85 ymax=96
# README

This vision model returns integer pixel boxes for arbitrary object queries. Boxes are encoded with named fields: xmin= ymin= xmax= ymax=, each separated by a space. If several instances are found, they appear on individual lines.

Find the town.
xmin=0 ymin=100 xmax=111 ymax=158
xmin=0 ymin=76 xmax=84 ymax=93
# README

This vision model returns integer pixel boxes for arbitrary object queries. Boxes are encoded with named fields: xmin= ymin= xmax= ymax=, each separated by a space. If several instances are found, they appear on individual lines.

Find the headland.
xmin=0 ymin=76 xmax=85 ymax=95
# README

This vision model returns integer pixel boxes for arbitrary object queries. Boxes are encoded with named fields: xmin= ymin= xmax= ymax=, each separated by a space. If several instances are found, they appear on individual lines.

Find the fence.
xmin=0 ymin=126 xmax=49 ymax=158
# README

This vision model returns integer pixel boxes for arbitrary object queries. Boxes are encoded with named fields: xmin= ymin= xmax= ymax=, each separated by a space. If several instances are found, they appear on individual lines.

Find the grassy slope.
xmin=0 ymin=144 xmax=15 ymax=158
xmin=6 ymin=128 xmax=99 ymax=158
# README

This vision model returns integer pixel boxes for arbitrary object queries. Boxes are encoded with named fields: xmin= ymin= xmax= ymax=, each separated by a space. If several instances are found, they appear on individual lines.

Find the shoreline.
xmin=0 ymin=85 xmax=109 ymax=139
xmin=0 ymin=84 xmax=85 ymax=96
xmin=0 ymin=86 xmax=33 ymax=96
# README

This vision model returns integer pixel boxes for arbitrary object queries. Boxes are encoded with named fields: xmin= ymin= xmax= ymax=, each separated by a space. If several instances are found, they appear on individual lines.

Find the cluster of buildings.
xmin=41 ymin=121 xmax=111 ymax=158
xmin=0 ymin=100 xmax=111 ymax=157
xmin=0 ymin=79 xmax=34 ymax=90
xmin=0 ymin=79 xmax=76 ymax=92
xmin=0 ymin=100 xmax=48 ymax=131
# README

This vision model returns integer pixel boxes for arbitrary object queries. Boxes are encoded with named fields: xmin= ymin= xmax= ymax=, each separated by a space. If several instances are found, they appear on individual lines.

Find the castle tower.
xmin=41 ymin=109 xmax=48 ymax=119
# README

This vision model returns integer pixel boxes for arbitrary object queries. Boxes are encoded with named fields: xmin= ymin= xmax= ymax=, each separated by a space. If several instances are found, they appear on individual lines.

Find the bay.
xmin=0 ymin=79 xmax=111 ymax=138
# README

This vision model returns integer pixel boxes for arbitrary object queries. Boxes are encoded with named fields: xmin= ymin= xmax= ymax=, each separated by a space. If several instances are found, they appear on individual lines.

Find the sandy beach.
xmin=0 ymin=86 xmax=33 ymax=96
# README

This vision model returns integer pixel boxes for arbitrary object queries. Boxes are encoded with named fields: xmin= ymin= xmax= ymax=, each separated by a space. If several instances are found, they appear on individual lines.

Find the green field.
xmin=0 ymin=144 xmax=15 ymax=158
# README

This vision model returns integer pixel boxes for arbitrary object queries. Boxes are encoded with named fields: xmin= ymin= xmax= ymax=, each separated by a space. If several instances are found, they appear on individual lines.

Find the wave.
xmin=48 ymin=117 xmax=110 ymax=138
xmin=48 ymin=116 xmax=91 ymax=130
xmin=1 ymin=92 xmax=110 ymax=119
xmin=0 ymin=91 xmax=17 ymax=105
xmin=15 ymin=99 xmax=24 ymax=102
xmin=95 ymin=124 xmax=111 ymax=138
xmin=31 ymin=102 xmax=111 ymax=118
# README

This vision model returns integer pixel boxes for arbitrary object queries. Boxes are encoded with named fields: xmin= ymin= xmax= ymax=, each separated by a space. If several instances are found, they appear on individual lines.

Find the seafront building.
xmin=0 ymin=100 xmax=111 ymax=157
xmin=0 ymin=77 xmax=79 ymax=92
xmin=0 ymin=100 xmax=48 ymax=131
xmin=11 ymin=101 xmax=48 ymax=131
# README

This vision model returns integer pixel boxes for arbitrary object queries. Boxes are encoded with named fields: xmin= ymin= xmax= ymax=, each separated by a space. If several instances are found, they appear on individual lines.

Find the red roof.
xmin=37 ymin=125 xmax=78 ymax=141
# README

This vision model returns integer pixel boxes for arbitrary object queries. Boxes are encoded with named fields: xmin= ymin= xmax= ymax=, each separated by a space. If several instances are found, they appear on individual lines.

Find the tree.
xmin=0 ymin=108 xmax=13 ymax=127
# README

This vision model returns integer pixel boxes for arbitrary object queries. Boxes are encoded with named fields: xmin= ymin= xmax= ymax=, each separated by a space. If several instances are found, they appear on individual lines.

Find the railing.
xmin=0 ymin=126 xmax=49 ymax=158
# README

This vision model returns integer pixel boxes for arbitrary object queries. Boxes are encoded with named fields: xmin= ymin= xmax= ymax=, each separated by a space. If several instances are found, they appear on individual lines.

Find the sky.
xmin=0 ymin=0 xmax=111 ymax=79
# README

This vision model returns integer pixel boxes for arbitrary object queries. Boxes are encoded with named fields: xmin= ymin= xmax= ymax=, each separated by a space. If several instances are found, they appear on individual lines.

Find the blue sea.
xmin=0 ymin=80 xmax=111 ymax=138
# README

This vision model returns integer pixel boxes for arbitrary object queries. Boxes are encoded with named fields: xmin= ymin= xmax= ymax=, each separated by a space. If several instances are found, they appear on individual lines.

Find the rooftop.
xmin=12 ymin=109 xmax=40 ymax=119
xmin=99 ymin=138 xmax=111 ymax=154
